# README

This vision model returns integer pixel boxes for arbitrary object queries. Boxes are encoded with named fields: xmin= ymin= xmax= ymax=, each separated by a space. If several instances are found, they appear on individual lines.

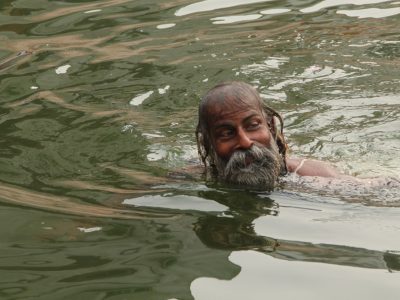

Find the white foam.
xmin=142 ymin=133 xmax=165 ymax=138
xmin=147 ymin=148 xmax=167 ymax=161
xmin=240 ymin=56 xmax=289 ymax=75
xmin=263 ymin=56 xmax=289 ymax=69
xmin=55 ymin=64 xmax=71 ymax=74
xmin=121 ymin=124 xmax=136 ymax=133
xmin=158 ymin=85 xmax=170 ymax=94
xmin=129 ymin=91 xmax=153 ymax=106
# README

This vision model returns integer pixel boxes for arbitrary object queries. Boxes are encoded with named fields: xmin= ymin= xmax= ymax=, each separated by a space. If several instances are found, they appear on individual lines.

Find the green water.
xmin=1 ymin=0 xmax=400 ymax=299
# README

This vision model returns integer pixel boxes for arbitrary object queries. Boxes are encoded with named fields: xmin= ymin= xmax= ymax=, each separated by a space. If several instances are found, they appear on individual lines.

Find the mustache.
xmin=215 ymin=143 xmax=283 ymax=190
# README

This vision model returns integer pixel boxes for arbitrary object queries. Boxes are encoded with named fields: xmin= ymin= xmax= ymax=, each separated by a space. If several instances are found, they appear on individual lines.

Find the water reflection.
xmin=191 ymin=189 xmax=400 ymax=299
xmin=190 ymin=189 xmax=400 ymax=272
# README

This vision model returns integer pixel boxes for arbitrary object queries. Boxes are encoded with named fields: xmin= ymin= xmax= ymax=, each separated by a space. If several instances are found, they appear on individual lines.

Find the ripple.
xmin=281 ymin=172 xmax=400 ymax=205
xmin=301 ymin=0 xmax=393 ymax=13
xmin=156 ymin=23 xmax=176 ymax=29
xmin=175 ymin=0 xmax=274 ymax=16
xmin=211 ymin=14 xmax=262 ymax=24
xmin=0 ymin=183 xmax=176 ymax=219
xmin=241 ymin=56 xmax=289 ymax=73
xmin=260 ymin=8 xmax=291 ymax=15
xmin=123 ymin=194 xmax=228 ymax=212
xmin=84 ymin=9 xmax=102 ymax=14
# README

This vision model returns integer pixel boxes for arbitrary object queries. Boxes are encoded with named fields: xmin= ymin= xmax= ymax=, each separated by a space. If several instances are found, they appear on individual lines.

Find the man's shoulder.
xmin=287 ymin=157 xmax=342 ymax=178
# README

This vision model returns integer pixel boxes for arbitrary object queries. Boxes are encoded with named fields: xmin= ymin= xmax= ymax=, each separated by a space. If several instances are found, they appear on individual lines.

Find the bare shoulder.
xmin=286 ymin=157 xmax=348 ymax=178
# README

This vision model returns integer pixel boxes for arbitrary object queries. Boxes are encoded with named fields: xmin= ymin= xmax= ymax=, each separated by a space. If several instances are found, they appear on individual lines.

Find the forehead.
xmin=206 ymin=99 xmax=264 ymax=126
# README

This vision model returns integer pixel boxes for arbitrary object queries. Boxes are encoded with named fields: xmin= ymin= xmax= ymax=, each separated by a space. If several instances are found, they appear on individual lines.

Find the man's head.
xmin=196 ymin=81 xmax=288 ymax=190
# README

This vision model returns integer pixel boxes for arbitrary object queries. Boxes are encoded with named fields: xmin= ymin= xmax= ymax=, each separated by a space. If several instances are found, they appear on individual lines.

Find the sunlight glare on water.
xmin=191 ymin=251 xmax=400 ymax=300
xmin=300 ymin=0 xmax=395 ymax=13
xmin=175 ymin=0 xmax=274 ymax=16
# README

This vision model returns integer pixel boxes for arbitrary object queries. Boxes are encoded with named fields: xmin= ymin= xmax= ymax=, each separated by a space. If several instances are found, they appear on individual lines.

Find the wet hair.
xmin=195 ymin=81 xmax=289 ymax=175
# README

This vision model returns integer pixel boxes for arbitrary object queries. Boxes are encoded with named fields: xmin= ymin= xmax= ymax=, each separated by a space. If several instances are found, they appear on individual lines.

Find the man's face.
xmin=208 ymin=104 xmax=272 ymax=159
xmin=206 ymin=99 xmax=283 ymax=189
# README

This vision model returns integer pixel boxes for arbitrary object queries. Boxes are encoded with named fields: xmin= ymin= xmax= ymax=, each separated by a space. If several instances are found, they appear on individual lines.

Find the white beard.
xmin=212 ymin=142 xmax=283 ymax=190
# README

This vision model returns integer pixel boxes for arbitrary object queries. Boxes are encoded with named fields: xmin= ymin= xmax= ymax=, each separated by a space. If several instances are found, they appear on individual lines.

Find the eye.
xmin=216 ymin=128 xmax=235 ymax=140
xmin=247 ymin=120 xmax=261 ymax=130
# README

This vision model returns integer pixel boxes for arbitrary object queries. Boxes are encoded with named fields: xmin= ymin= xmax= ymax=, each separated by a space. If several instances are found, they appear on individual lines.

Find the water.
xmin=1 ymin=0 xmax=400 ymax=299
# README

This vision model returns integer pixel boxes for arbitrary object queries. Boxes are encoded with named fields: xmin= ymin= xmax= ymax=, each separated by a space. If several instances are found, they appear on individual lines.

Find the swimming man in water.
xmin=195 ymin=81 xmax=347 ymax=190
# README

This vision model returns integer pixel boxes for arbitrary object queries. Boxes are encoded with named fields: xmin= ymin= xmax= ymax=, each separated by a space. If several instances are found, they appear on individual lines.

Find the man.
xmin=195 ymin=81 xmax=345 ymax=190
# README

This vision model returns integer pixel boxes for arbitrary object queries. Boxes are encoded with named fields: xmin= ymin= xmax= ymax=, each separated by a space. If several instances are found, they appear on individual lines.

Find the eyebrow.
xmin=212 ymin=113 xmax=262 ymax=130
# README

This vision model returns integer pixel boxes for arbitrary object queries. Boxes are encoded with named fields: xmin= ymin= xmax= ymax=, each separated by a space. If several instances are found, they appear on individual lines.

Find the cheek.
xmin=214 ymin=141 xmax=234 ymax=160
xmin=252 ymin=127 xmax=272 ymax=146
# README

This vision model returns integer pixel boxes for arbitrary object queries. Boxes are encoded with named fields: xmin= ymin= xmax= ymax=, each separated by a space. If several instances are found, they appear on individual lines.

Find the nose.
xmin=237 ymin=128 xmax=253 ymax=150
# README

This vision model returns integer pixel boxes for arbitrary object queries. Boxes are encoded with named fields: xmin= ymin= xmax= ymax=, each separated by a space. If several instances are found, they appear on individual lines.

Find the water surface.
xmin=1 ymin=0 xmax=400 ymax=299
